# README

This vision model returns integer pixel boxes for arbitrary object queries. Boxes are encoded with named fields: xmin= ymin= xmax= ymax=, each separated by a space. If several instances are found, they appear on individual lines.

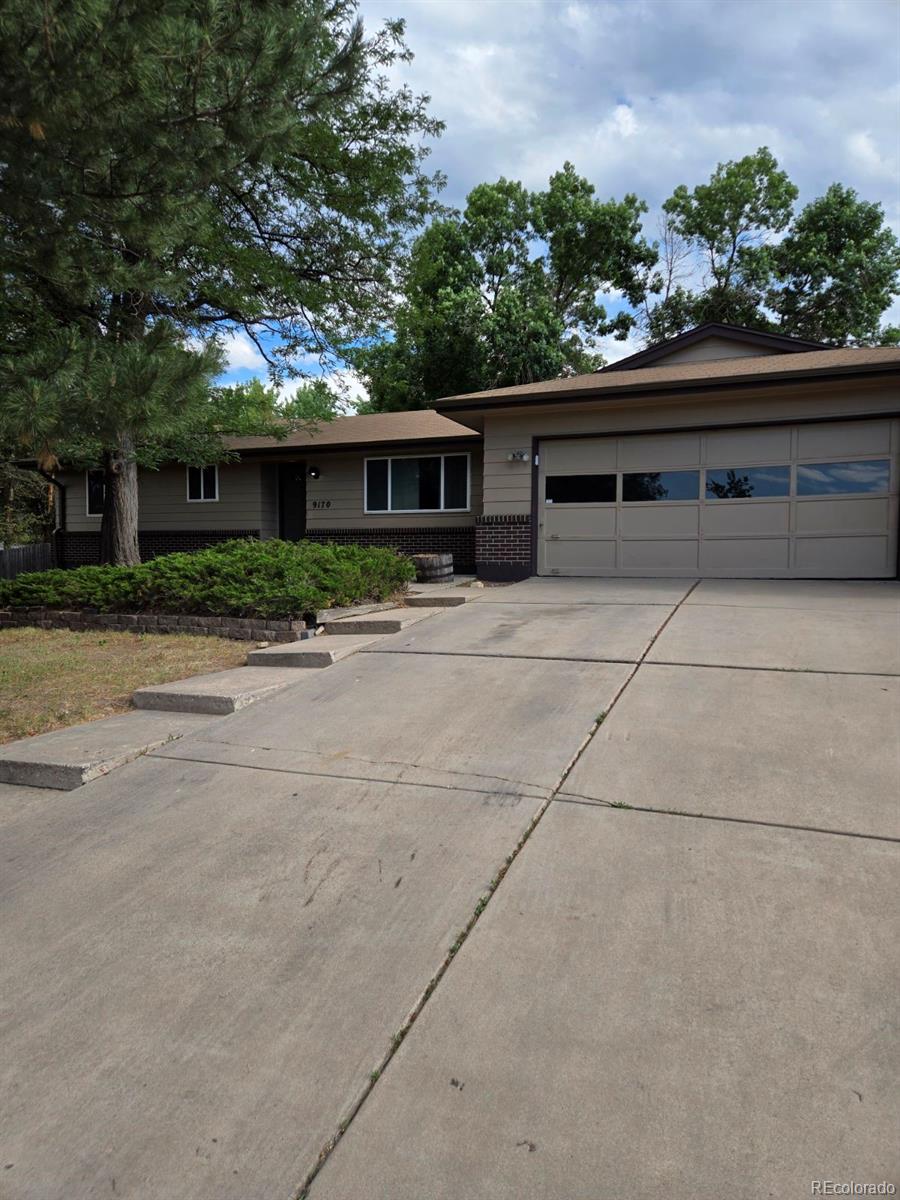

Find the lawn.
xmin=0 ymin=627 xmax=248 ymax=743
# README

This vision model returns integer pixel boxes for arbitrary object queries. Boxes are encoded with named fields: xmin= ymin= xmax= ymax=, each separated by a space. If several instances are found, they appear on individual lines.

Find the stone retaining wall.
xmin=0 ymin=608 xmax=310 ymax=643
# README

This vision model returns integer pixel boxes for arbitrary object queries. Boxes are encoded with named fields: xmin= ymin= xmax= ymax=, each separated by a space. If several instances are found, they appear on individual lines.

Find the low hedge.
xmin=0 ymin=538 xmax=415 ymax=620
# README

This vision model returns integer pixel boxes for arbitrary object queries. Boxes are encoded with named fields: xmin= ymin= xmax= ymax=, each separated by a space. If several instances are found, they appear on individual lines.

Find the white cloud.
xmin=598 ymin=330 xmax=643 ymax=365
xmin=846 ymin=130 xmax=894 ymax=182
xmin=221 ymin=329 xmax=267 ymax=373
xmin=361 ymin=0 xmax=899 ymax=227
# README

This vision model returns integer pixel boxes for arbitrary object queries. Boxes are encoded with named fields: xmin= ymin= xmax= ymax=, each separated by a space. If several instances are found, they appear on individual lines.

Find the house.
xmin=55 ymin=323 xmax=900 ymax=580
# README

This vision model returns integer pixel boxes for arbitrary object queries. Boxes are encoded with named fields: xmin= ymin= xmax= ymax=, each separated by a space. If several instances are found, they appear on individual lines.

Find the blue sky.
xmin=220 ymin=0 xmax=900 ymax=400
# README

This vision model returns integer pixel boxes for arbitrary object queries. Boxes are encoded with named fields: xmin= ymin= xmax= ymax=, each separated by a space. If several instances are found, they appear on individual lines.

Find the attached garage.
xmin=538 ymin=418 xmax=898 ymax=578
xmin=435 ymin=323 xmax=900 ymax=583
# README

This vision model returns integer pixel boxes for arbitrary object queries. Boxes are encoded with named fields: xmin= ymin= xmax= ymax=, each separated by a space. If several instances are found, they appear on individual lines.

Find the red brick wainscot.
xmin=475 ymin=514 xmax=532 ymax=581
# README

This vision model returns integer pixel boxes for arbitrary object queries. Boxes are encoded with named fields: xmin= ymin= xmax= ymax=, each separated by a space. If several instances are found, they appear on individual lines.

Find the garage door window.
xmin=546 ymin=474 xmax=616 ymax=504
xmin=796 ymin=460 xmax=890 ymax=496
xmin=706 ymin=466 xmax=790 ymax=499
xmin=622 ymin=471 xmax=699 ymax=502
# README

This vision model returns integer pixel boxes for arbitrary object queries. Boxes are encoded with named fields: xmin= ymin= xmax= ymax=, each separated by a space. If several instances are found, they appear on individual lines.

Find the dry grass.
xmin=0 ymin=627 xmax=249 ymax=743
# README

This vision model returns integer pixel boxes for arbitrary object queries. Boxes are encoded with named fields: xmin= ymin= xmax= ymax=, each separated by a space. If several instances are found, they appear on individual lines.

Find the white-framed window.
xmin=86 ymin=468 xmax=106 ymax=516
xmin=364 ymin=453 xmax=470 ymax=514
xmin=187 ymin=465 xmax=219 ymax=502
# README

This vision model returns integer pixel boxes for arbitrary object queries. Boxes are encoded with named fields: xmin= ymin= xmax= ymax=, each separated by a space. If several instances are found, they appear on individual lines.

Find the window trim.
xmin=85 ymin=468 xmax=106 ymax=517
xmin=186 ymin=464 xmax=219 ymax=503
xmin=364 ymin=452 xmax=471 ymax=514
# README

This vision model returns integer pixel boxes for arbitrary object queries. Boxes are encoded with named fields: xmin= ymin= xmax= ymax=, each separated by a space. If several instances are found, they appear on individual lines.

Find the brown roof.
xmin=436 ymin=346 xmax=900 ymax=410
xmin=227 ymin=408 xmax=480 ymax=453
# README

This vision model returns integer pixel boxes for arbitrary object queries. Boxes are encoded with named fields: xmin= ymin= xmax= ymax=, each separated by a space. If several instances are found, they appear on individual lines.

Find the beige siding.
xmin=482 ymin=380 xmax=900 ymax=515
xmin=306 ymin=444 xmax=482 ymax=530
xmin=652 ymin=336 xmax=776 ymax=365
xmin=60 ymin=470 xmax=98 ymax=533
xmin=259 ymin=464 xmax=279 ymax=538
xmin=62 ymin=462 xmax=267 ymax=532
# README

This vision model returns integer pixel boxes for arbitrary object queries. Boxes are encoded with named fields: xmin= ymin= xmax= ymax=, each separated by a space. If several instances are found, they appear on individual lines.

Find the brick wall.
xmin=475 ymin=514 xmax=533 ymax=581
xmin=55 ymin=530 xmax=260 ymax=567
xmin=303 ymin=527 xmax=476 ymax=573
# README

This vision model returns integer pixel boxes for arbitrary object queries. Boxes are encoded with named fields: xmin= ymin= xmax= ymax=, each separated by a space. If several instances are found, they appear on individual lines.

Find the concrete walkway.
xmin=1 ymin=577 xmax=898 ymax=1199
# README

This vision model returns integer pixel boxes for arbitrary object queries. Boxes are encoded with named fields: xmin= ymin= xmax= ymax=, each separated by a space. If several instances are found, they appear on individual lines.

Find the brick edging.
xmin=0 ymin=608 xmax=310 ymax=643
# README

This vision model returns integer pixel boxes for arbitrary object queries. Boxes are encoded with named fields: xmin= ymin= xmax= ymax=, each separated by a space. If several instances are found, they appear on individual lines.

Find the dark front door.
xmin=278 ymin=463 xmax=307 ymax=540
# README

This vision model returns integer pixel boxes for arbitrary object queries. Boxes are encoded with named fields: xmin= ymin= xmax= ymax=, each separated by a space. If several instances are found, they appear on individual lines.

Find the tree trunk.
xmin=100 ymin=432 xmax=141 ymax=565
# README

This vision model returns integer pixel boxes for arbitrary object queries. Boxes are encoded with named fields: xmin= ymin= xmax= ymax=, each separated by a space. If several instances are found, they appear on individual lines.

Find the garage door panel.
xmin=542 ymin=439 xmax=616 ymax=472
xmin=796 ymin=420 xmax=892 ymax=459
xmin=794 ymin=536 xmax=890 ymax=574
xmin=794 ymin=497 xmax=891 ymax=534
xmin=543 ymin=507 xmax=616 ymax=538
xmin=702 ymin=502 xmax=790 ymax=537
xmin=544 ymin=540 xmax=617 ymax=573
xmin=620 ymin=540 xmax=699 ymax=569
xmin=537 ymin=420 xmax=896 ymax=579
xmin=701 ymin=538 xmax=790 ymax=570
xmin=620 ymin=506 xmax=698 ymax=538
xmin=705 ymin=427 xmax=791 ymax=465
xmin=618 ymin=433 xmax=700 ymax=470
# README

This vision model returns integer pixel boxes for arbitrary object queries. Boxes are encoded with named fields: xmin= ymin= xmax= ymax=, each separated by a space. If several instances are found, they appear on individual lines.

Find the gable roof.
xmin=599 ymin=323 xmax=830 ymax=371
xmin=227 ymin=408 xmax=480 ymax=454
xmin=435 ymin=346 xmax=900 ymax=413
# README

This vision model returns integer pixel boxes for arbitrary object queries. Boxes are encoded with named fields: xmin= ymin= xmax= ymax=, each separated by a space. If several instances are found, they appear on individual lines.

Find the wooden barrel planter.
xmin=411 ymin=553 xmax=453 ymax=583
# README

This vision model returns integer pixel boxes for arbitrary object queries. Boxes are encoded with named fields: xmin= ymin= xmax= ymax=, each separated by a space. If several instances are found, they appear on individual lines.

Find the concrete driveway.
xmin=1 ymin=577 xmax=898 ymax=1199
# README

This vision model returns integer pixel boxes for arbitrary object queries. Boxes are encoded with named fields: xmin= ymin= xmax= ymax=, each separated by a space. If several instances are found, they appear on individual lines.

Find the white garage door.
xmin=538 ymin=419 xmax=899 ymax=578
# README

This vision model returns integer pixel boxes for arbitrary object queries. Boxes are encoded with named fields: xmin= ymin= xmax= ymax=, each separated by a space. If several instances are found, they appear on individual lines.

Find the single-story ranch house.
xmin=55 ymin=323 xmax=900 ymax=580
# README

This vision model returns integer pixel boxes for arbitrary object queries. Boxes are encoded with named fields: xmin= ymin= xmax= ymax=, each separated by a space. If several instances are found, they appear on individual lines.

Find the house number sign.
xmin=311 ymin=499 xmax=332 ymax=509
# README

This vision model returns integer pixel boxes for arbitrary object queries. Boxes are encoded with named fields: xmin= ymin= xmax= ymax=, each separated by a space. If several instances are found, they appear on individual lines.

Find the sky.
xmin=220 ymin=0 xmax=900 ymax=400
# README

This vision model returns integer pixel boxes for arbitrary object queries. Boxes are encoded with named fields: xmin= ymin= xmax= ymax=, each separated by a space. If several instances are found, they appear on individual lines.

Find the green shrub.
xmin=0 ymin=539 xmax=415 ymax=619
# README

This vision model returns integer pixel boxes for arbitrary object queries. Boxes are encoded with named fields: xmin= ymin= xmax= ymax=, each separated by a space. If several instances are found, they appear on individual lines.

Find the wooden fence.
xmin=0 ymin=541 xmax=55 ymax=579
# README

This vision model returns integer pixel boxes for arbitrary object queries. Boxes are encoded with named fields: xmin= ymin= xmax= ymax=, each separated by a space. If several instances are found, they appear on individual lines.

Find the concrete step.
xmin=247 ymin=634 xmax=381 ymax=668
xmin=322 ymin=607 xmax=443 ymax=636
xmin=132 ymin=667 xmax=301 ymax=715
xmin=314 ymin=601 xmax=398 ymax=623
xmin=405 ymin=593 xmax=469 ymax=607
xmin=0 ymin=710 xmax=216 ymax=791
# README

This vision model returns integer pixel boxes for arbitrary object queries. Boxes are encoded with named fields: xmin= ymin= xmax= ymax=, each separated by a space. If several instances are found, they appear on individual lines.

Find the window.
xmin=365 ymin=454 xmax=470 ymax=512
xmin=796 ymin=460 xmax=890 ymax=496
xmin=86 ymin=469 xmax=106 ymax=516
xmin=187 ymin=465 xmax=219 ymax=502
xmin=546 ymin=474 xmax=616 ymax=504
xmin=706 ymin=466 xmax=790 ymax=499
xmin=622 ymin=471 xmax=699 ymax=502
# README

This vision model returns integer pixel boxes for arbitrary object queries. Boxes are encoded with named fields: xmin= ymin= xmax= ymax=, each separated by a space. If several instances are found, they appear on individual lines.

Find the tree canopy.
xmin=0 ymin=0 xmax=440 ymax=560
xmin=641 ymin=148 xmax=900 ymax=345
xmin=355 ymin=148 xmax=899 ymax=413
xmin=353 ymin=164 xmax=655 ymax=411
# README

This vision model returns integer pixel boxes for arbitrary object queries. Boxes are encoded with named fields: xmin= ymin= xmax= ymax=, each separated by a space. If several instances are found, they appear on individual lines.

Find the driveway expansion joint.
xmin=647 ymin=658 xmax=900 ymax=678
xmin=149 ymin=750 xmax=550 ymax=801
xmin=553 ymin=793 xmax=900 ymax=845
xmin=297 ymin=579 xmax=702 ymax=1200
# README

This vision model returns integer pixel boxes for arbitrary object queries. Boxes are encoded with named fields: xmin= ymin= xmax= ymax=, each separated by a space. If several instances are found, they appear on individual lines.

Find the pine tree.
xmin=0 ymin=0 xmax=440 ymax=561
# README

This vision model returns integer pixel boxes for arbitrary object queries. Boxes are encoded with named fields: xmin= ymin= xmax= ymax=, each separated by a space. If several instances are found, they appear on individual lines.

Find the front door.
xmin=278 ymin=463 xmax=307 ymax=540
